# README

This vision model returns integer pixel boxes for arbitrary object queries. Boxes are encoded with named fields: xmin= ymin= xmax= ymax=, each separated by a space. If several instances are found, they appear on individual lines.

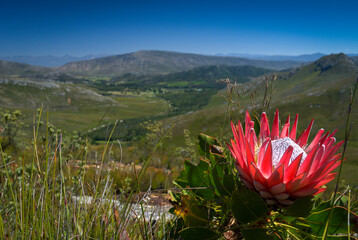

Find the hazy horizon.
xmin=0 ymin=50 xmax=357 ymax=58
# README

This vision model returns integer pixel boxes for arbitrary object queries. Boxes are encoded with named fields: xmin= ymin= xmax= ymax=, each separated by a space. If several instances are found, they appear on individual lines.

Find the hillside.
xmin=350 ymin=56 xmax=358 ymax=66
xmin=0 ymin=60 xmax=49 ymax=76
xmin=152 ymin=53 xmax=358 ymax=148
xmin=273 ymin=53 xmax=357 ymax=101
xmin=255 ymin=53 xmax=358 ymax=155
xmin=225 ymin=54 xmax=358 ymax=141
xmin=0 ymin=79 xmax=169 ymax=133
xmin=103 ymin=64 xmax=273 ymax=90
xmin=57 ymin=50 xmax=301 ymax=76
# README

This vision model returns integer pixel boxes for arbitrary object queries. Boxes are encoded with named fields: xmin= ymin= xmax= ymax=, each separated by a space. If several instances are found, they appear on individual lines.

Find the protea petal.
xmin=280 ymin=115 xmax=290 ymax=138
xmin=260 ymin=141 xmax=273 ymax=178
xmin=297 ymin=119 xmax=314 ymax=147
xmin=250 ymin=162 xmax=267 ymax=188
xmin=271 ymin=109 xmax=280 ymax=140
xmin=248 ymin=128 xmax=257 ymax=152
xmin=267 ymin=164 xmax=284 ymax=186
xmin=308 ymin=144 xmax=326 ymax=176
xmin=260 ymin=191 xmax=273 ymax=199
xmin=278 ymin=199 xmax=294 ymax=205
xmin=257 ymin=138 xmax=270 ymax=167
xmin=245 ymin=110 xmax=251 ymax=137
xmin=306 ymin=128 xmax=325 ymax=152
xmin=286 ymin=173 xmax=305 ymax=193
xmin=270 ymin=183 xmax=286 ymax=195
xmin=291 ymin=187 xmax=318 ymax=198
xmin=245 ymin=139 xmax=256 ymax=167
xmin=289 ymin=114 xmax=299 ymax=141
xmin=277 ymin=145 xmax=293 ymax=168
xmin=284 ymin=153 xmax=303 ymax=183
xmin=260 ymin=112 xmax=270 ymax=141
xmin=297 ymin=144 xmax=319 ymax=175
xmin=229 ymin=109 xmax=343 ymax=206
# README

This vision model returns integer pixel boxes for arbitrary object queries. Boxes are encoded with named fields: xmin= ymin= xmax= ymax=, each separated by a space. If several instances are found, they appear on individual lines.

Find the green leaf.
xmin=306 ymin=206 xmax=348 ymax=235
xmin=241 ymin=228 xmax=273 ymax=240
xmin=211 ymin=163 xmax=229 ymax=196
xmin=185 ymin=159 xmax=215 ymax=199
xmin=314 ymin=199 xmax=331 ymax=212
xmin=285 ymin=196 xmax=313 ymax=217
xmin=197 ymin=133 xmax=220 ymax=158
xmin=173 ymin=169 xmax=188 ymax=189
xmin=209 ymin=150 xmax=226 ymax=165
xmin=336 ymin=195 xmax=349 ymax=207
xmin=174 ymin=195 xmax=208 ymax=227
xmin=231 ymin=189 xmax=268 ymax=223
xmin=223 ymin=173 xmax=236 ymax=194
xmin=179 ymin=227 xmax=219 ymax=240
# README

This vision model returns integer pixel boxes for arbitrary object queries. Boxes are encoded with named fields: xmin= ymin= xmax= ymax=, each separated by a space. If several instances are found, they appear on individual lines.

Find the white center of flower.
xmin=271 ymin=137 xmax=307 ymax=167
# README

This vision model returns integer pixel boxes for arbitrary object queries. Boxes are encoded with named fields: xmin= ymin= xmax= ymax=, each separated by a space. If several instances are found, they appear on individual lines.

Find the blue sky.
xmin=1 ymin=0 xmax=357 ymax=56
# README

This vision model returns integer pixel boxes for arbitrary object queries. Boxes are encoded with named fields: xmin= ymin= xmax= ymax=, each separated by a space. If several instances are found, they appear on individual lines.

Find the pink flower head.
xmin=228 ymin=109 xmax=343 ymax=205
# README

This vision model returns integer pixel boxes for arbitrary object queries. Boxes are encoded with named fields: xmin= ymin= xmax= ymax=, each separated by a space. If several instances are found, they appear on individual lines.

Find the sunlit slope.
xmin=164 ymin=54 xmax=357 ymax=139
xmin=0 ymin=80 xmax=168 ymax=132
xmin=271 ymin=53 xmax=358 ymax=141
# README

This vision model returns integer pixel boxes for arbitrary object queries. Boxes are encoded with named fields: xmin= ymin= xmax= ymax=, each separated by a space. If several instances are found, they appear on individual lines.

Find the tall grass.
xmin=0 ymin=107 xmax=173 ymax=239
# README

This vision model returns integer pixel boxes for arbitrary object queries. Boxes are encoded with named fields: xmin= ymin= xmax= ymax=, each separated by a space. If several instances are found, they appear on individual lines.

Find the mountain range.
xmin=0 ymin=60 xmax=48 ymax=75
xmin=0 ymin=54 xmax=109 ymax=67
xmin=57 ymin=50 xmax=305 ymax=76
xmin=216 ymin=53 xmax=358 ymax=62
xmin=218 ymin=53 xmax=327 ymax=62
xmin=0 ymin=50 xmax=357 ymax=82
xmin=0 ymin=50 xmax=302 ymax=77
xmin=3 ymin=52 xmax=358 ymax=68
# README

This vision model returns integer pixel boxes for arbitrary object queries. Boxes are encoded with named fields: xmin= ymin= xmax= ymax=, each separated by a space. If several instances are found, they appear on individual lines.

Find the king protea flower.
xmin=228 ymin=109 xmax=343 ymax=205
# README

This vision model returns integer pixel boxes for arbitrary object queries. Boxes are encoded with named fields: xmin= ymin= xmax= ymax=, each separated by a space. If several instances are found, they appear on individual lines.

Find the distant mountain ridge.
xmin=3 ymin=51 xmax=358 ymax=69
xmin=57 ymin=50 xmax=301 ymax=76
xmin=0 ymin=60 xmax=49 ymax=75
xmin=217 ymin=52 xmax=358 ymax=62
xmin=0 ymin=54 xmax=109 ymax=67
xmin=272 ymin=53 xmax=358 ymax=108
xmin=313 ymin=53 xmax=358 ymax=72
xmin=1 ymin=50 xmax=358 ymax=78
xmin=216 ymin=53 xmax=326 ymax=62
